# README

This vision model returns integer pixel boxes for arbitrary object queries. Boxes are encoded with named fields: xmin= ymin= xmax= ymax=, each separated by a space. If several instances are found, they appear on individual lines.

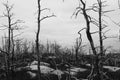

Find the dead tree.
xmin=74 ymin=32 xmax=82 ymax=63
xmin=97 ymin=0 xmax=104 ymax=79
xmin=36 ymin=0 xmax=55 ymax=80
xmin=73 ymin=0 xmax=115 ymax=80
xmin=0 ymin=1 xmax=24 ymax=80
xmin=73 ymin=0 xmax=107 ymax=80
xmin=79 ymin=1 xmax=100 ymax=80
xmin=0 ymin=2 xmax=14 ymax=80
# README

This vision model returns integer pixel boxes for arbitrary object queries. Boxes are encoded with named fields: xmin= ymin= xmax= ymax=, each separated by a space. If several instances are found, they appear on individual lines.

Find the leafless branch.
xmin=0 ymin=48 xmax=8 ymax=55
xmin=91 ymin=20 xmax=99 ymax=27
xmin=72 ymin=5 xmax=82 ymax=18
xmin=91 ymin=31 xmax=99 ymax=34
xmin=102 ymin=29 xmax=117 ymax=40
xmin=105 ymin=15 xmax=120 ymax=27
xmin=41 ymin=8 xmax=50 ymax=12
xmin=72 ymin=9 xmax=82 ymax=18
xmin=77 ymin=31 xmax=82 ymax=47
xmin=78 ymin=27 xmax=86 ymax=34
xmin=102 ymin=10 xmax=115 ymax=14
xmin=103 ymin=29 xmax=111 ymax=34
xmin=90 ymin=4 xmax=99 ymax=12
xmin=11 ymin=19 xmax=24 ymax=26
xmin=40 ymin=14 xmax=56 ymax=22
xmin=3 ymin=2 xmax=14 ymax=11
xmin=90 ymin=17 xmax=108 ymax=29
xmin=2 ymin=2 xmax=14 ymax=18
xmin=102 ymin=36 xmax=117 ymax=40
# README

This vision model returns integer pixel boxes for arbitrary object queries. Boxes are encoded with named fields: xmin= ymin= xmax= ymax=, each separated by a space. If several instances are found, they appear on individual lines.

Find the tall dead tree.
xmin=97 ymin=0 xmax=104 ymax=79
xmin=72 ymin=0 xmax=113 ymax=80
xmin=98 ymin=0 xmax=103 ymax=56
xmin=1 ymin=2 xmax=14 ymax=80
xmin=0 ymin=1 xmax=23 ymax=80
xmin=78 ymin=1 xmax=100 ymax=80
xmin=73 ymin=0 xmax=116 ymax=79
xmin=36 ymin=0 xmax=55 ymax=80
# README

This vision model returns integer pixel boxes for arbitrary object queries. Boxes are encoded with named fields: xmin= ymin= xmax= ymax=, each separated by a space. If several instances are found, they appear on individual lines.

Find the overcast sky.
xmin=0 ymin=0 xmax=120 ymax=50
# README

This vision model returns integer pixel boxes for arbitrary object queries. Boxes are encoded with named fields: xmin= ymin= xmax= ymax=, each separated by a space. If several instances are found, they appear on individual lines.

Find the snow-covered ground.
xmin=27 ymin=65 xmax=54 ymax=74
xmin=103 ymin=66 xmax=120 ymax=72
xmin=65 ymin=67 xmax=87 ymax=75
xmin=30 ymin=61 xmax=50 ymax=66
xmin=85 ymin=64 xmax=120 ymax=72
xmin=70 ymin=67 xmax=87 ymax=72
xmin=51 ymin=69 xmax=64 ymax=75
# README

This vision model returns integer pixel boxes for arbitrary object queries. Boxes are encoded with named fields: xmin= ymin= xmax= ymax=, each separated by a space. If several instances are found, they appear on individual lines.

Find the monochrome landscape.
xmin=0 ymin=0 xmax=120 ymax=80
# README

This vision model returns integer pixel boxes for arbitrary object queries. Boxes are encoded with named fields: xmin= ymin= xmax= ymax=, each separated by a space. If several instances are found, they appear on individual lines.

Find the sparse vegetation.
xmin=0 ymin=0 xmax=120 ymax=80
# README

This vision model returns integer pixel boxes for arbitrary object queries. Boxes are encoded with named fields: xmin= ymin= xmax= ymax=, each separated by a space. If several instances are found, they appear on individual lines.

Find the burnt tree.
xmin=0 ymin=1 xmax=24 ymax=80
xmin=73 ymin=0 xmax=114 ymax=80
xmin=36 ymin=0 xmax=55 ymax=80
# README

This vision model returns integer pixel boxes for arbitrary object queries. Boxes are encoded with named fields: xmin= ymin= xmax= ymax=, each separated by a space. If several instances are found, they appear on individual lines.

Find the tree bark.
xmin=36 ymin=0 xmax=41 ymax=80
xmin=98 ymin=0 xmax=104 ymax=79
xmin=7 ymin=9 xmax=11 ymax=80
xmin=11 ymin=29 xmax=15 ymax=80
xmin=80 ymin=0 xmax=101 ymax=80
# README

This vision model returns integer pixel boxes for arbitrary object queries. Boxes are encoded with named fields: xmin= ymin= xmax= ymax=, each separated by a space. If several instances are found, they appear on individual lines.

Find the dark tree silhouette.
xmin=36 ymin=0 xmax=55 ymax=80
xmin=73 ymin=0 xmax=114 ymax=80
xmin=0 ymin=1 xmax=24 ymax=80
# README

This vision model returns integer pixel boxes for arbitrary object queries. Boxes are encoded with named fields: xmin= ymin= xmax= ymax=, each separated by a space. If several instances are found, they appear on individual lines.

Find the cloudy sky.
xmin=0 ymin=0 xmax=120 ymax=50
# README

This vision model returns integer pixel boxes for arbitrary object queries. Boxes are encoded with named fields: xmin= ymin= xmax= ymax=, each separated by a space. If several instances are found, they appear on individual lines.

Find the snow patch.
xmin=27 ymin=65 xmax=54 ymax=74
xmin=104 ymin=66 xmax=120 ymax=72
xmin=51 ymin=69 xmax=64 ymax=75
xmin=70 ymin=67 xmax=87 ymax=72
xmin=65 ymin=67 xmax=87 ymax=75
xmin=27 ymin=71 xmax=36 ymax=78
xmin=30 ymin=61 xmax=50 ymax=66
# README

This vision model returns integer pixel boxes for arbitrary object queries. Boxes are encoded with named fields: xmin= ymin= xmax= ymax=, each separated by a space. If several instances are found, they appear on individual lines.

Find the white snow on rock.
xmin=70 ymin=67 xmax=87 ymax=72
xmin=30 ymin=61 xmax=50 ymax=66
xmin=103 ymin=66 xmax=120 ymax=72
xmin=30 ymin=61 xmax=38 ymax=65
xmin=86 ymin=64 xmax=91 ymax=66
xmin=85 ymin=64 xmax=120 ymax=72
xmin=51 ymin=69 xmax=64 ymax=80
xmin=65 ymin=67 xmax=87 ymax=75
xmin=27 ymin=71 xmax=36 ymax=78
xmin=27 ymin=65 xmax=54 ymax=74
xmin=40 ymin=62 xmax=50 ymax=66
xmin=27 ymin=65 xmax=37 ymax=70
xmin=40 ymin=65 xmax=54 ymax=74
xmin=51 ymin=69 xmax=64 ymax=76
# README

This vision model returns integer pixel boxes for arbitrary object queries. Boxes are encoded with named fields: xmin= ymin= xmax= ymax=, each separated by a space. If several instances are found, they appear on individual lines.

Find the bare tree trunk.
xmin=11 ymin=29 xmax=15 ymax=80
xmin=35 ymin=0 xmax=55 ymax=79
xmin=98 ymin=0 xmax=103 ymax=79
xmin=2 ymin=2 xmax=23 ymax=80
xmin=36 ymin=0 xmax=41 ymax=80
xmin=98 ymin=0 xmax=103 ymax=56
xmin=7 ymin=9 xmax=11 ymax=80
xmin=80 ymin=0 xmax=101 ymax=80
